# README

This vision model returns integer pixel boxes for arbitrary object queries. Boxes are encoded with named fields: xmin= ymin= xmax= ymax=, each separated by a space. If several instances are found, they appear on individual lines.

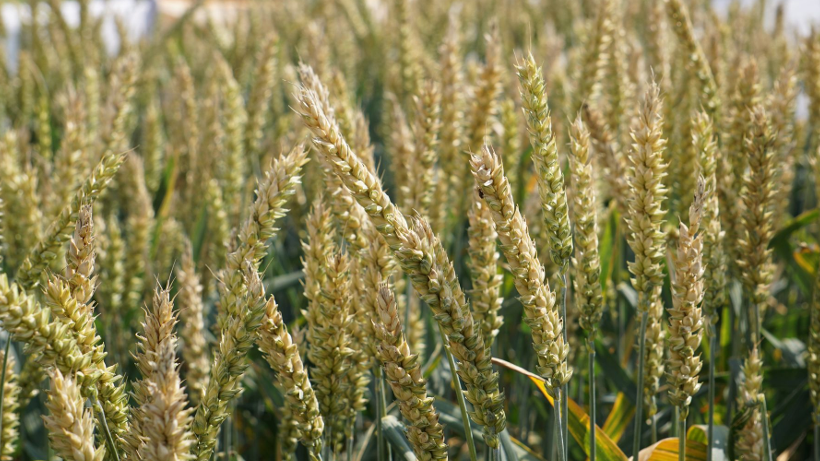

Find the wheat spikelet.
xmin=738 ymin=105 xmax=777 ymax=329
xmin=499 ymin=99 xmax=521 ymax=190
xmin=127 ymin=285 xmax=195 ymax=461
xmin=307 ymin=251 xmax=354 ymax=453
xmin=735 ymin=349 xmax=764 ymax=461
xmin=722 ymin=59 xmax=761 ymax=276
xmin=664 ymin=0 xmax=720 ymax=118
xmin=466 ymin=23 xmax=501 ymax=153
xmin=408 ymin=80 xmax=441 ymax=218
xmin=51 ymin=91 xmax=86 ymax=219
xmin=192 ymin=262 xmax=270 ymax=461
xmin=245 ymin=33 xmax=279 ymax=162
xmin=625 ymin=81 xmax=668 ymax=306
xmin=693 ymin=111 xmax=726 ymax=326
xmin=583 ymin=104 xmax=629 ymax=213
xmin=574 ymin=0 xmax=613 ymax=110
xmin=65 ymin=204 xmax=96 ymax=305
xmin=43 ymin=369 xmax=106 ymax=461
xmin=373 ymin=286 xmax=448 ymax=461
xmin=625 ymin=82 xmax=669 ymax=417
xmin=667 ymin=180 xmax=706 ymax=418
xmin=43 ymin=206 xmax=131 ymax=452
xmin=258 ymin=293 xmax=325 ymax=458
xmin=568 ymin=116 xmax=603 ymax=335
xmin=803 ymin=30 xmax=820 ymax=152
xmin=216 ymin=54 xmax=248 ymax=222
xmin=216 ymin=144 xmax=308 ymax=330
xmin=517 ymin=53 xmax=573 ymax=270
xmin=97 ymin=216 xmax=125 ymax=328
xmin=344 ymin=258 xmax=372 ymax=437
xmin=768 ymin=62 xmax=798 ymax=224
xmin=470 ymin=146 xmax=571 ymax=390
xmin=177 ymin=240 xmax=210 ymax=406
xmin=0 ymin=349 xmax=19 ymax=460
xmin=16 ymin=125 xmax=129 ymax=290
xmin=436 ymin=16 xmax=465 ymax=230
xmin=122 ymin=156 xmax=154 ymax=324
xmin=141 ymin=91 xmax=164 ymax=195
xmin=467 ymin=189 xmax=503 ymax=350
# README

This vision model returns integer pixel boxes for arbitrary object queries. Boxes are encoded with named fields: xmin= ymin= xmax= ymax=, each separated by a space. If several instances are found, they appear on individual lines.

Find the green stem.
xmin=679 ymin=417 xmax=687 ymax=461
xmin=0 ymin=340 xmax=9 ymax=448
xmin=632 ymin=310 xmax=649 ymax=459
xmin=90 ymin=393 xmax=120 ymax=461
xmin=708 ymin=324 xmax=716 ymax=461
xmin=814 ymin=423 xmax=819 ymax=461
xmin=438 ymin=326 xmax=478 ymax=461
xmin=761 ymin=397 xmax=773 ymax=461
xmin=375 ymin=367 xmax=385 ymax=461
xmin=555 ymin=388 xmax=567 ymax=461
xmin=674 ymin=407 xmax=679 ymax=437
xmin=752 ymin=301 xmax=761 ymax=347
xmin=380 ymin=375 xmax=392 ymax=461
xmin=560 ymin=269 xmax=569 ymax=461
xmin=588 ymin=335 xmax=596 ymax=461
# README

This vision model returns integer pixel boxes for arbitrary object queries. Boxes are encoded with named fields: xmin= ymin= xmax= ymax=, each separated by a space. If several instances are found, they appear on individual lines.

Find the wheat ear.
xmin=295 ymin=69 xmax=506 ymax=448
xmin=373 ymin=286 xmax=448 ymax=461
xmin=43 ymin=369 xmax=106 ymax=461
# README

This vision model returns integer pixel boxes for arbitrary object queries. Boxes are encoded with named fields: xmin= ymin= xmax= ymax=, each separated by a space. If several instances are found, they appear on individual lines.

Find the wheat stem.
xmin=588 ymin=335 xmax=597 ymax=461
xmin=633 ymin=310 xmax=649 ymax=457
xmin=439 ymin=325 xmax=477 ymax=461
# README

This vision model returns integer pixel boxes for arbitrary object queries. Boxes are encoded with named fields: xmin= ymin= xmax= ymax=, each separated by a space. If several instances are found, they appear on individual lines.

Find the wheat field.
xmin=0 ymin=0 xmax=816 ymax=460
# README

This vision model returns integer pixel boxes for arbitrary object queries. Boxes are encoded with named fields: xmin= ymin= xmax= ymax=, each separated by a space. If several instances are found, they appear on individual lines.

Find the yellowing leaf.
xmin=528 ymin=376 xmax=628 ymax=461
xmin=602 ymin=393 xmax=634 ymax=443
xmin=636 ymin=437 xmax=708 ymax=461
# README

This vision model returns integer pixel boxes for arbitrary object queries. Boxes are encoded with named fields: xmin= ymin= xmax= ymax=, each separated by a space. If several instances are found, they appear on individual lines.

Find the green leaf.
xmin=595 ymin=339 xmax=638 ymax=403
xmin=381 ymin=415 xmax=419 ymax=461
xmin=499 ymin=430 xmax=520 ymax=461
xmin=772 ymin=388 xmax=812 ymax=456
xmin=599 ymin=206 xmax=619 ymax=295
xmin=264 ymin=270 xmax=305 ymax=292
xmin=769 ymin=209 xmax=819 ymax=249
xmin=767 ymin=209 xmax=819 ymax=293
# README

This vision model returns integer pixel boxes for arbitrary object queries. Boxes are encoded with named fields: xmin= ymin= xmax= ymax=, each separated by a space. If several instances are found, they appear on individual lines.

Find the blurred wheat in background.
xmin=0 ymin=0 xmax=819 ymax=460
